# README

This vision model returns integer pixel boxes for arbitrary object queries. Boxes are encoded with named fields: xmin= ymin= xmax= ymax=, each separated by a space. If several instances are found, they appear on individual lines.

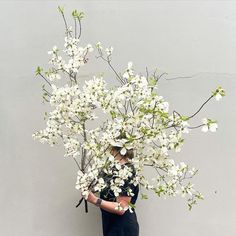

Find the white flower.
xmin=47 ymin=72 xmax=61 ymax=81
xmin=127 ymin=188 xmax=135 ymax=197
xmin=127 ymin=205 xmax=134 ymax=213
xmin=80 ymin=190 xmax=89 ymax=200
xmin=168 ymin=166 xmax=178 ymax=176
xmin=105 ymin=46 xmax=113 ymax=56
xmin=127 ymin=61 xmax=133 ymax=69
xmin=180 ymin=162 xmax=187 ymax=169
xmin=96 ymin=41 xmax=102 ymax=49
xmin=53 ymin=46 xmax=58 ymax=51
xmin=108 ymin=154 xmax=114 ymax=162
xmin=110 ymin=138 xmax=133 ymax=156
xmin=115 ymin=163 xmax=121 ymax=170
xmin=111 ymin=185 xmax=122 ymax=197
xmin=201 ymin=118 xmax=218 ymax=132
xmin=175 ymin=146 xmax=182 ymax=152
xmin=209 ymin=122 xmax=218 ymax=132
xmin=123 ymin=72 xmax=129 ymax=79
xmin=115 ymin=202 xmax=124 ymax=211
xmin=86 ymin=44 xmax=94 ymax=52
xmin=51 ymin=84 xmax=57 ymax=92
xmin=98 ymin=178 xmax=104 ymax=184
xmin=212 ymin=86 xmax=225 ymax=101
xmin=189 ymin=167 xmax=196 ymax=175
xmin=215 ymin=93 xmax=222 ymax=101
xmin=201 ymin=125 xmax=208 ymax=132
xmin=120 ymin=147 xmax=127 ymax=155
xmin=181 ymin=121 xmax=190 ymax=134
xmin=48 ymin=45 xmax=58 ymax=55
xmin=123 ymin=61 xmax=134 ymax=79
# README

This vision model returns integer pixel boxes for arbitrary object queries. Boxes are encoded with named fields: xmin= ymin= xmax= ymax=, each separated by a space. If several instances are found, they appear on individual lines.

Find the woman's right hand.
xmin=81 ymin=191 xmax=98 ymax=205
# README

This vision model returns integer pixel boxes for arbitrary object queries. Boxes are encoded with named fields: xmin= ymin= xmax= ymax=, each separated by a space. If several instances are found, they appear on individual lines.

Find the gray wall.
xmin=1 ymin=1 xmax=235 ymax=235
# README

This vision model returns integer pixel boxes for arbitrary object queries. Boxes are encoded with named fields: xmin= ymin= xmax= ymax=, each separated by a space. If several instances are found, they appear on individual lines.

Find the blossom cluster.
xmin=32 ymin=8 xmax=225 ymax=212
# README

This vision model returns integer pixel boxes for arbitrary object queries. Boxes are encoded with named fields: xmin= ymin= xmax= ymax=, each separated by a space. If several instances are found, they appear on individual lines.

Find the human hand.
xmin=81 ymin=191 xmax=97 ymax=205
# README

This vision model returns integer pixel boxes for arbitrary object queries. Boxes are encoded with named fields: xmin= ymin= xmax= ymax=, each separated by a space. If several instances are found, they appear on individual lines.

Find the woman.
xmin=83 ymin=145 xmax=139 ymax=236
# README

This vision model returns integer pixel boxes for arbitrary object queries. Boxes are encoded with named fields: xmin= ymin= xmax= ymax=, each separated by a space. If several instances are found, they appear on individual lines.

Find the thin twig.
xmin=188 ymin=95 xmax=214 ymax=119
xmin=78 ymin=19 xmax=82 ymax=39
xmin=39 ymin=73 xmax=52 ymax=87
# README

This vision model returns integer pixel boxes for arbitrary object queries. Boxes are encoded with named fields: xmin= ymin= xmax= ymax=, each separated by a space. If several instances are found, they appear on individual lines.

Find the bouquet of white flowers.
xmin=32 ymin=6 xmax=225 ymax=213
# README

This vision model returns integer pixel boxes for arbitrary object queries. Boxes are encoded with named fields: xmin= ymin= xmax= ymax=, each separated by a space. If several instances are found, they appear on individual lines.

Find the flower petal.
xmin=120 ymin=147 xmax=127 ymax=155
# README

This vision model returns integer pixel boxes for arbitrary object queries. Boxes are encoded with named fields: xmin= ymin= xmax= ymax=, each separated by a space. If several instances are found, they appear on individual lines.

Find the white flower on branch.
xmin=212 ymin=86 xmax=225 ymax=101
xmin=123 ymin=61 xmax=134 ymax=79
xmin=201 ymin=118 xmax=218 ymax=132
xmin=105 ymin=46 xmax=113 ymax=56
xmin=110 ymin=138 xmax=134 ymax=156
xmin=86 ymin=44 xmax=94 ymax=52
xmin=95 ymin=41 xmax=102 ymax=50
xmin=115 ymin=202 xmax=124 ymax=211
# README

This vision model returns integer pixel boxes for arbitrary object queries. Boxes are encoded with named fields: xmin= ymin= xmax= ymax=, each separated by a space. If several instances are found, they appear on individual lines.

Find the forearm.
xmin=92 ymin=196 xmax=126 ymax=215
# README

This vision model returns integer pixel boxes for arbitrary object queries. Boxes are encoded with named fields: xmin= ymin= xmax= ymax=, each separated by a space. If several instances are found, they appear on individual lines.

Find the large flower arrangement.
xmin=32 ymin=6 xmax=225 ymax=213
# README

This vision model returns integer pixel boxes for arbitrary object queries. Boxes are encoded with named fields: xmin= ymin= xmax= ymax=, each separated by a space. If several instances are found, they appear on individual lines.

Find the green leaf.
xmin=73 ymin=11 xmax=85 ymax=20
xmin=72 ymin=10 xmax=78 ymax=18
xmin=43 ymin=112 xmax=48 ymax=121
xmin=110 ymin=111 xmax=117 ymax=119
xmin=181 ymin=115 xmax=189 ymax=121
xmin=155 ymin=186 xmax=165 ymax=197
xmin=78 ymin=12 xmax=85 ymax=20
xmin=158 ymin=111 xmax=169 ymax=119
xmin=128 ymin=202 xmax=136 ymax=209
xmin=127 ymin=134 xmax=136 ymax=142
xmin=212 ymin=85 xmax=226 ymax=97
xmin=45 ymin=71 xmax=49 ymax=77
xmin=149 ymin=77 xmax=157 ymax=86
xmin=127 ymin=76 xmax=133 ymax=82
xmin=35 ymin=66 xmax=42 ymax=76
xmin=188 ymin=203 xmax=192 ymax=211
xmin=151 ymin=92 xmax=157 ymax=97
